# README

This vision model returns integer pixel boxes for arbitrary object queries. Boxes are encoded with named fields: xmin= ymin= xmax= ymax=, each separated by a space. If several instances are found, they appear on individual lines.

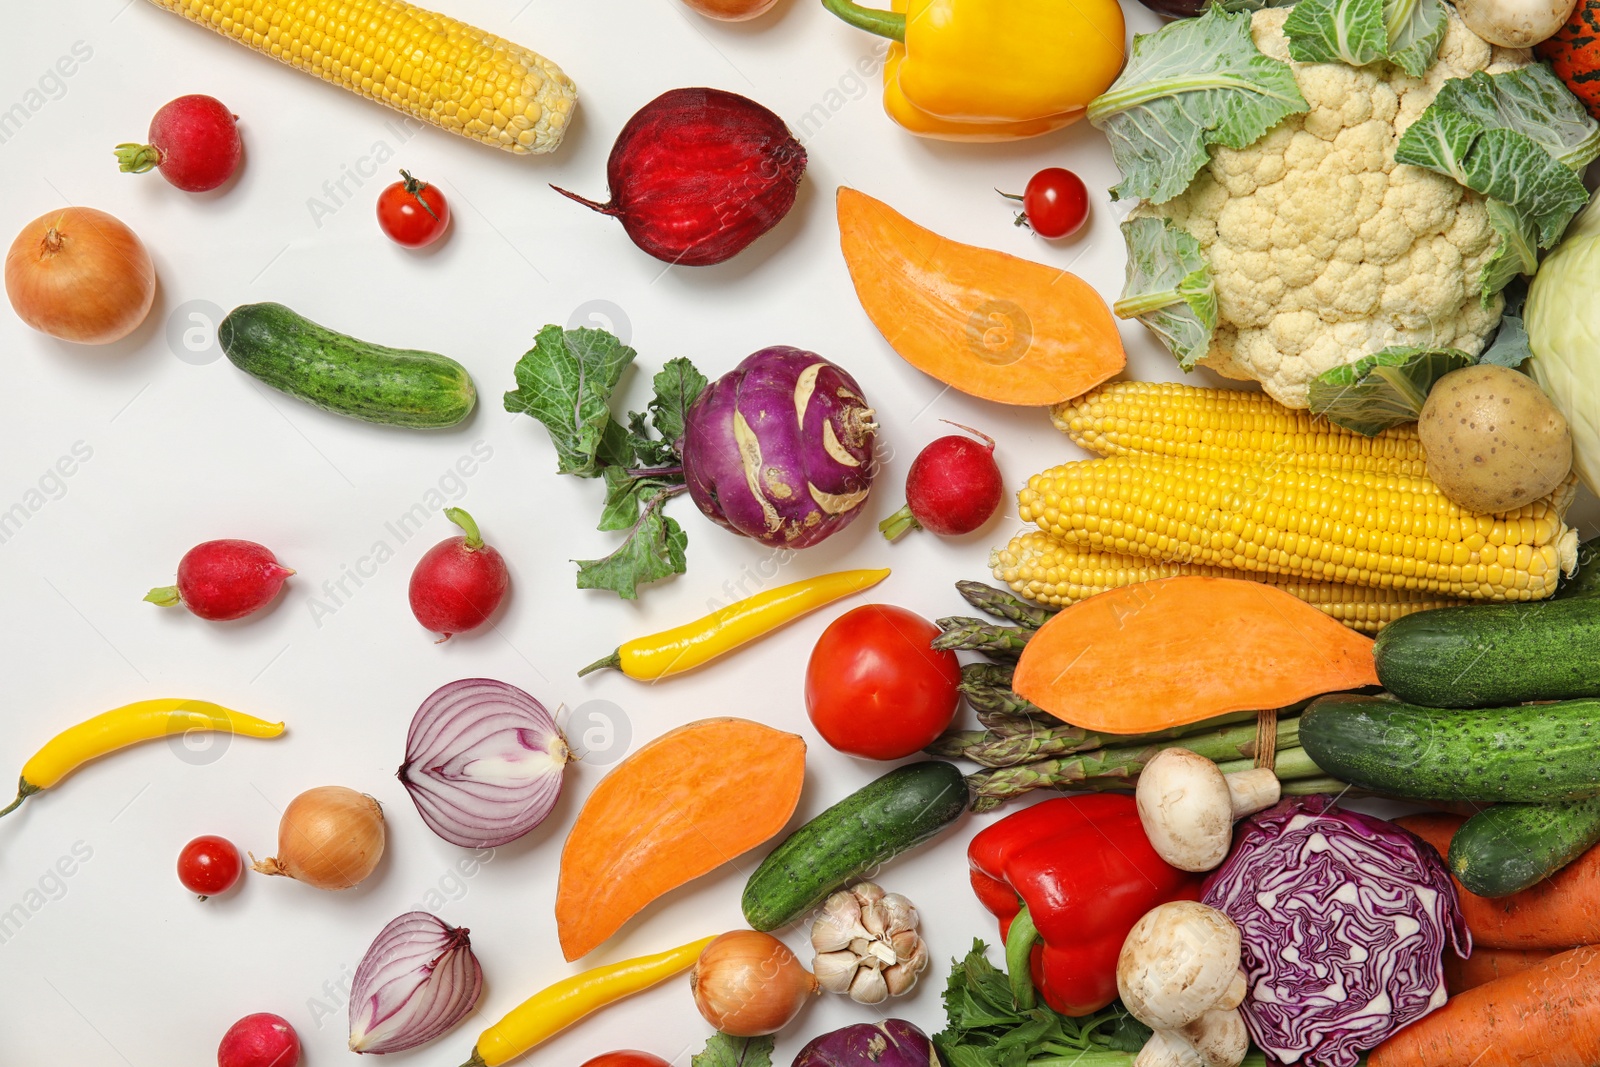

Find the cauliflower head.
xmin=1153 ymin=8 xmax=1530 ymax=408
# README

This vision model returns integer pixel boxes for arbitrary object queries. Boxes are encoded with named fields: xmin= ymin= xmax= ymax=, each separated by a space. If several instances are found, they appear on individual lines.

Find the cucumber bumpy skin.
xmin=1450 ymin=797 xmax=1600 ymax=898
xmin=220 ymin=302 xmax=476 ymax=428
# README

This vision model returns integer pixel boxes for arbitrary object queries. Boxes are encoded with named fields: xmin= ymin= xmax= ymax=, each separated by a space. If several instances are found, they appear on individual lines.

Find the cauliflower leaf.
xmin=1478 ymin=282 xmax=1531 ymax=368
xmin=1307 ymin=346 xmax=1475 ymax=435
xmin=1282 ymin=0 xmax=1447 ymax=77
xmin=1087 ymin=9 xmax=1308 ymax=203
xmin=1114 ymin=217 xmax=1217 ymax=369
xmin=1480 ymin=200 xmax=1539 ymax=303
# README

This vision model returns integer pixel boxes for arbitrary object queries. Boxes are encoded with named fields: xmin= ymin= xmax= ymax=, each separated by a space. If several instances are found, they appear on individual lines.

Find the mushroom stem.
xmin=1225 ymin=767 xmax=1281 ymax=819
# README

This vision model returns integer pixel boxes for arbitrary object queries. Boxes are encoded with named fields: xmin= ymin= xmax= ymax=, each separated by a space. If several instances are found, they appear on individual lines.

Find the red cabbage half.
xmin=1201 ymin=796 xmax=1469 ymax=1067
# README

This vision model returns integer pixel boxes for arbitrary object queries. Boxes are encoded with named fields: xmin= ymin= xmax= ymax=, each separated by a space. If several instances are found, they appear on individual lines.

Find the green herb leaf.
xmin=1479 ymin=280 xmax=1531 ymax=368
xmin=575 ymin=488 xmax=688 ymax=599
xmin=503 ymin=326 xmax=637 ymax=477
xmin=1307 ymin=346 xmax=1475 ymax=435
xmin=691 ymin=1033 xmax=774 ymax=1067
xmin=1479 ymin=199 xmax=1540 ymax=301
xmin=1088 ymin=8 xmax=1308 ymax=203
xmin=648 ymin=357 xmax=709 ymax=445
xmin=1115 ymin=217 xmax=1218 ymax=370
xmin=1282 ymin=0 xmax=1446 ymax=76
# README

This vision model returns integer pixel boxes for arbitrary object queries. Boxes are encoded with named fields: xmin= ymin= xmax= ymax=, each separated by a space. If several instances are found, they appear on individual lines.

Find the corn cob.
xmin=1018 ymin=457 xmax=1579 ymax=601
xmin=992 ymin=530 xmax=1472 ymax=632
xmin=145 ymin=0 xmax=577 ymax=154
xmin=1054 ymin=381 xmax=1429 ymax=477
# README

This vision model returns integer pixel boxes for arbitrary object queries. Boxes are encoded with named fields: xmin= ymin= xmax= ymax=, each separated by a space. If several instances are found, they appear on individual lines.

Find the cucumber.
xmin=1373 ymin=596 xmax=1600 ymax=707
xmin=1557 ymin=536 xmax=1600 ymax=600
xmin=1299 ymin=694 xmax=1600 ymax=803
xmin=742 ymin=761 xmax=966 ymax=931
xmin=1450 ymin=798 xmax=1600 ymax=897
xmin=220 ymin=302 xmax=476 ymax=428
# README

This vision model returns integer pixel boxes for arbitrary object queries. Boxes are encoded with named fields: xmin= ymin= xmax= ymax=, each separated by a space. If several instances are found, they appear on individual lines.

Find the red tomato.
xmin=178 ymin=834 xmax=242 ymax=898
xmin=579 ymin=1054 xmax=671 ymax=1067
xmin=806 ymin=604 xmax=962 ymax=760
xmin=377 ymin=170 xmax=451 ymax=248
xmin=1014 ymin=168 xmax=1089 ymax=239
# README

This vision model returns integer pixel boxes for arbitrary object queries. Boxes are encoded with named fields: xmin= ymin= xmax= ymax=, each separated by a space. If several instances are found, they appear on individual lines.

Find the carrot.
xmin=1368 ymin=944 xmax=1600 ymax=1067
xmin=1398 ymin=813 xmax=1600 ymax=949
xmin=555 ymin=718 xmax=805 ymax=961
xmin=1444 ymin=946 xmax=1560 ymax=994
xmin=836 ymin=187 xmax=1124 ymax=406
xmin=1012 ymin=576 xmax=1378 ymax=734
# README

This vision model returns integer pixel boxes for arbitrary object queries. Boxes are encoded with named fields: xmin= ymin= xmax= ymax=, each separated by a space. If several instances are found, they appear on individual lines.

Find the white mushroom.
xmin=1456 ymin=0 xmax=1578 ymax=48
xmin=1119 ymin=902 xmax=1251 ymax=1067
xmin=809 ymin=882 xmax=929 ymax=1004
xmin=1137 ymin=747 xmax=1280 ymax=872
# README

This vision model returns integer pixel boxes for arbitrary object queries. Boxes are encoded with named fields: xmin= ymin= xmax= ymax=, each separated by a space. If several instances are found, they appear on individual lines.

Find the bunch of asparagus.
xmin=930 ymin=582 xmax=1351 ymax=813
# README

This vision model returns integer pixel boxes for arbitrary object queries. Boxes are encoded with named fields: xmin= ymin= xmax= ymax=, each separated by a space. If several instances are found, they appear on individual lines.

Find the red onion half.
xmin=399 ymin=679 xmax=572 ymax=848
xmin=348 ymin=912 xmax=482 ymax=1054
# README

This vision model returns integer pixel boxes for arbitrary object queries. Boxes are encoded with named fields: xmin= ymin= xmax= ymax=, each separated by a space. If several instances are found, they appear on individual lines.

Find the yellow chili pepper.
xmin=824 ymin=0 xmax=1127 ymax=142
xmin=0 ymin=699 xmax=286 ymax=818
xmin=579 ymin=567 xmax=890 ymax=680
xmin=460 ymin=934 xmax=716 ymax=1067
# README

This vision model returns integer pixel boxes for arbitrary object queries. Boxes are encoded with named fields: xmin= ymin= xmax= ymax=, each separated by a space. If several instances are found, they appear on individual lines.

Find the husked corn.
xmin=146 ymin=0 xmax=577 ymax=153
xmin=1018 ymin=455 xmax=1579 ymax=601
xmin=991 ymin=530 xmax=1471 ymax=633
xmin=1054 ymin=381 xmax=1428 ymax=477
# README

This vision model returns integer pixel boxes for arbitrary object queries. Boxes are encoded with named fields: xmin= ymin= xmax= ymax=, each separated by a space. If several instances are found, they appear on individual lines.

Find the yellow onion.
xmin=5 ymin=207 xmax=155 ymax=345
xmin=690 ymin=929 xmax=818 ymax=1037
xmin=253 ymin=785 xmax=386 ymax=891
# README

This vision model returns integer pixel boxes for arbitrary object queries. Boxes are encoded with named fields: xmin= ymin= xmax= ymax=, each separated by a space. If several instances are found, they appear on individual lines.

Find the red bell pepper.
xmin=968 ymin=793 xmax=1203 ymax=1017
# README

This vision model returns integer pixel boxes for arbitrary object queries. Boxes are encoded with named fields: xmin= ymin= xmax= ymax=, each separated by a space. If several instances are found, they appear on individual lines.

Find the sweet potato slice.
xmin=556 ymin=718 xmax=806 ymax=960
xmin=1014 ymin=576 xmax=1379 ymax=734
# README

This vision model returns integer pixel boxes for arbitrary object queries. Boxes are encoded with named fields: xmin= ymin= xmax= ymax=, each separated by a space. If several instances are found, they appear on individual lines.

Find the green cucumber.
xmin=220 ymin=302 xmax=476 ymax=428
xmin=1449 ymin=798 xmax=1600 ymax=897
xmin=1557 ymin=536 xmax=1600 ymax=599
xmin=742 ymin=761 xmax=966 ymax=931
xmin=1373 ymin=596 xmax=1600 ymax=707
xmin=1299 ymin=694 xmax=1600 ymax=802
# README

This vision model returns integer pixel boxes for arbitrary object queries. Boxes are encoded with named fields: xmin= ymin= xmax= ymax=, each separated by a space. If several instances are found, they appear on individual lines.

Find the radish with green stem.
xmin=880 ymin=423 xmax=1003 ymax=541
xmin=145 ymin=539 xmax=293 ymax=621
xmin=408 ymin=509 xmax=508 ymax=640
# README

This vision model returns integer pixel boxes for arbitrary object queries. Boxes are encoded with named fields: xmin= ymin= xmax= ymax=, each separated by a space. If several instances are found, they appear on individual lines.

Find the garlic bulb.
xmin=810 ymin=882 xmax=928 ymax=1004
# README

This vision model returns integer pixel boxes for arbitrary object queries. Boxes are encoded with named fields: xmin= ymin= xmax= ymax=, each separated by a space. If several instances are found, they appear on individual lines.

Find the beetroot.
xmin=552 ymin=87 xmax=806 ymax=266
xmin=145 ymin=540 xmax=293 ymax=621
xmin=217 ymin=1012 xmax=299 ymax=1067
xmin=116 ymin=95 xmax=242 ymax=192
xmin=408 ymin=508 xmax=508 ymax=640
xmin=879 ymin=423 xmax=1004 ymax=540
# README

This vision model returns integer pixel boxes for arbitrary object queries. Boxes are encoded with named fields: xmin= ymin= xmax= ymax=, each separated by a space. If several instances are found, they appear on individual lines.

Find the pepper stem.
xmin=114 ymin=143 xmax=163 ymax=174
xmin=821 ymin=0 xmax=907 ymax=41
xmin=878 ymin=504 xmax=922 ymax=542
xmin=445 ymin=508 xmax=484 ymax=550
xmin=578 ymin=650 xmax=623 ymax=677
xmin=0 ymin=779 xmax=41 ymax=819
xmin=1004 ymin=904 xmax=1042 ymax=1010
xmin=458 ymin=1050 xmax=488 ymax=1067
xmin=144 ymin=585 xmax=182 ymax=607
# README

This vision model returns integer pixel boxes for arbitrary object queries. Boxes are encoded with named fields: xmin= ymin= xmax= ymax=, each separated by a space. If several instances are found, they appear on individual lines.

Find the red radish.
xmin=879 ymin=422 xmax=1004 ymax=540
xmin=116 ymin=95 xmax=242 ymax=192
xmin=409 ymin=508 xmax=508 ymax=640
xmin=217 ymin=1013 xmax=299 ymax=1067
xmin=551 ymin=87 xmax=806 ymax=266
xmin=145 ymin=540 xmax=293 ymax=621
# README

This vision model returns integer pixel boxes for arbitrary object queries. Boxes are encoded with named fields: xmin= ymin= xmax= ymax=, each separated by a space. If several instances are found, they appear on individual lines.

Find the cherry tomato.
xmin=377 ymin=170 xmax=450 ymax=248
xmin=806 ymin=604 xmax=962 ymax=760
xmin=178 ymin=834 xmax=242 ymax=898
xmin=579 ymin=1054 xmax=671 ymax=1067
xmin=1006 ymin=167 xmax=1090 ymax=239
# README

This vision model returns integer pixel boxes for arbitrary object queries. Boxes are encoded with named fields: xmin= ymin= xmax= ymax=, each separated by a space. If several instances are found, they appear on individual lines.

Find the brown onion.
xmin=253 ymin=786 xmax=386 ymax=891
xmin=5 ymin=207 xmax=155 ymax=344
xmin=690 ymin=929 xmax=818 ymax=1037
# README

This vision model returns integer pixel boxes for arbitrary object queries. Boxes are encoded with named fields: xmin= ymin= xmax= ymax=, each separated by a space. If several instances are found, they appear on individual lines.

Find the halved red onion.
xmin=399 ymin=678 xmax=572 ymax=848
xmin=348 ymin=911 xmax=482 ymax=1055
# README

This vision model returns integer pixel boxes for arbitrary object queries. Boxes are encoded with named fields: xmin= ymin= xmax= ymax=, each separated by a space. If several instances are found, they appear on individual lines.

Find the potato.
xmin=1419 ymin=364 xmax=1572 ymax=513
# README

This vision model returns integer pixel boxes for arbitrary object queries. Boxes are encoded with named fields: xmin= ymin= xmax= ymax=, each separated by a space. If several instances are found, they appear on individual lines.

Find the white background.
xmin=2 ymin=2 xmax=1596 ymax=1065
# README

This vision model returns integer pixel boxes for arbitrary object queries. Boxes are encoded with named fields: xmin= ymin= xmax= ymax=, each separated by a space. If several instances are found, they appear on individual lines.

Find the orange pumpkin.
xmin=1537 ymin=0 xmax=1600 ymax=120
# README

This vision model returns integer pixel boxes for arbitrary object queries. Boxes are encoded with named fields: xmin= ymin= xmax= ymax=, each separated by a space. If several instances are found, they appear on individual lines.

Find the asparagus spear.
xmin=962 ymin=662 xmax=1015 ymax=689
xmin=955 ymin=580 xmax=1057 ymax=629
xmin=933 ymin=617 xmax=1031 ymax=658
xmin=945 ymin=712 xmax=1296 ymax=769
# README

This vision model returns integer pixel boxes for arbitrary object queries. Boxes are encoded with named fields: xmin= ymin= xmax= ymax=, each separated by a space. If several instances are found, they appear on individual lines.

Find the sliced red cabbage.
xmin=1201 ymin=795 xmax=1469 ymax=1067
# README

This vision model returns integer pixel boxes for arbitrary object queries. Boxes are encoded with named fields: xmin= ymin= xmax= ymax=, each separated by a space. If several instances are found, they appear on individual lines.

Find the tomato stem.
xmin=399 ymin=170 xmax=440 ymax=221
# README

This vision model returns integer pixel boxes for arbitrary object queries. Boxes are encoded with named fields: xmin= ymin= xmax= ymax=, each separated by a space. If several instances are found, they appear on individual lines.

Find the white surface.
xmin=2 ymin=2 xmax=1596 ymax=1066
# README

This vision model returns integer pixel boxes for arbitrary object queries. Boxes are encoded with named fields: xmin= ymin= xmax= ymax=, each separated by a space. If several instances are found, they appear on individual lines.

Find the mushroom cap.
xmin=1118 ymin=901 xmax=1244 ymax=1030
xmin=1137 ymin=748 xmax=1235 ymax=872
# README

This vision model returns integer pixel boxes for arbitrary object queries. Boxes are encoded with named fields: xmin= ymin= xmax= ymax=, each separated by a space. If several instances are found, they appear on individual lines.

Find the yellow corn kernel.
xmin=990 ymin=530 xmax=1470 ymax=633
xmin=1018 ymin=456 xmax=1578 ymax=601
xmin=1054 ymin=381 xmax=1429 ymax=477
xmin=145 ymin=0 xmax=577 ymax=154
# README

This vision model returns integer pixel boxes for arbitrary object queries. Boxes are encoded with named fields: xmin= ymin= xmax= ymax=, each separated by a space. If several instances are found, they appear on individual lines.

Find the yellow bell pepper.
xmin=824 ymin=0 xmax=1127 ymax=141
xmin=0 ymin=699 xmax=286 ymax=818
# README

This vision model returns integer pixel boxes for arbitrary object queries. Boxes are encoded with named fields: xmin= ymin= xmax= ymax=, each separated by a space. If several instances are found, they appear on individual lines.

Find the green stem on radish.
xmin=113 ymin=143 xmax=163 ymax=174
xmin=445 ymin=507 xmax=484 ymax=550
xmin=143 ymin=585 xmax=182 ymax=607
xmin=878 ymin=504 xmax=922 ymax=542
